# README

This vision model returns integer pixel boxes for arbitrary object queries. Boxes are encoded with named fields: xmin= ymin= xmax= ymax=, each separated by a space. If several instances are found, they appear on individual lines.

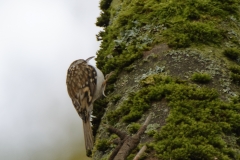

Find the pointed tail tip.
xmin=86 ymin=149 xmax=92 ymax=157
xmin=82 ymin=120 xmax=94 ymax=156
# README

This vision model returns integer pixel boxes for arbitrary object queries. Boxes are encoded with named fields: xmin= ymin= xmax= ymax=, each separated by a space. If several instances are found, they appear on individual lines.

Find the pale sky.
xmin=0 ymin=0 xmax=101 ymax=159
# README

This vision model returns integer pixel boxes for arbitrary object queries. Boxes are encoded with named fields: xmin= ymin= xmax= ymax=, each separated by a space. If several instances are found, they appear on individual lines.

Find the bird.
xmin=66 ymin=56 xmax=113 ymax=153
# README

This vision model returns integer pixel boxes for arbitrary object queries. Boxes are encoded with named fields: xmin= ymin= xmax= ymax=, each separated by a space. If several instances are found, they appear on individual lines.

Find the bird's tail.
xmin=82 ymin=119 xmax=94 ymax=153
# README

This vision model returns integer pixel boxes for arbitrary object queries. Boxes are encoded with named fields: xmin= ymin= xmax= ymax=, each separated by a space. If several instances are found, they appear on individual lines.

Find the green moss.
xmin=229 ymin=65 xmax=240 ymax=74
xmin=105 ymin=74 xmax=240 ymax=159
xmin=96 ymin=11 xmax=110 ymax=27
xmin=100 ymin=0 xmax=113 ymax=10
xmin=231 ymin=73 xmax=240 ymax=84
xmin=165 ymin=21 xmax=223 ymax=48
xmin=94 ymin=0 xmax=240 ymax=158
xmin=96 ymin=0 xmax=113 ymax=27
xmin=145 ymin=123 xmax=160 ymax=137
xmin=126 ymin=145 xmax=148 ymax=160
xmin=191 ymin=72 xmax=212 ymax=84
xmin=107 ymin=74 xmax=214 ymax=124
xmin=110 ymin=94 xmax=122 ymax=104
xmin=96 ymin=139 xmax=110 ymax=152
xmin=127 ymin=123 xmax=141 ymax=134
xmin=154 ymin=99 xmax=240 ymax=159
xmin=122 ymin=110 xmax=146 ymax=123
xmin=223 ymin=48 xmax=240 ymax=61
xmin=124 ymin=64 xmax=135 ymax=72
xmin=126 ymin=154 xmax=135 ymax=160
xmin=231 ymin=95 xmax=240 ymax=104
xmin=109 ymin=133 xmax=118 ymax=140
xmin=228 ymin=65 xmax=240 ymax=84
xmin=96 ymin=0 xmax=240 ymax=73
xmin=237 ymin=138 xmax=240 ymax=145
xmin=92 ymin=98 xmax=108 ymax=137
xmin=127 ymin=152 xmax=147 ymax=160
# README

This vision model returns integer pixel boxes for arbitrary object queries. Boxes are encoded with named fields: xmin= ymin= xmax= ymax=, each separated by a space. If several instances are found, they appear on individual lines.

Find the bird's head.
xmin=69 ymin=56 xmax=95 ymax=68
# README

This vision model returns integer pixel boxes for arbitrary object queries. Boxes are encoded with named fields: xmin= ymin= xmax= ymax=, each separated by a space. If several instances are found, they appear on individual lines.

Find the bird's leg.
xmin=102 ymin=82 xmax=107 ymax=97
xmin=102 ymin=71 xmax=114 ymax=97
xmin=105 ymin=71 xmax=114 ymax=81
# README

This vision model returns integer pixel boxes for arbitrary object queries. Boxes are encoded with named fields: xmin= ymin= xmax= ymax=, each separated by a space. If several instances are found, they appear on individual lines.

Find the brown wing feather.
xmin=66 ymin=60 xmax=97 ymax=122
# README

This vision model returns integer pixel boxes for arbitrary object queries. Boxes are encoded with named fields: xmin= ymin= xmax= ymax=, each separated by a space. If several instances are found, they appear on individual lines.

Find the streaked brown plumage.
xmin=66 ymin=56 xmax=112 ymax=154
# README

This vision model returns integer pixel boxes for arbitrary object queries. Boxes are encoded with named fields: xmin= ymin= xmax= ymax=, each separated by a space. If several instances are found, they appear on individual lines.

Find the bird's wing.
xmin=66 ymin=61 xmax=97 ymax=121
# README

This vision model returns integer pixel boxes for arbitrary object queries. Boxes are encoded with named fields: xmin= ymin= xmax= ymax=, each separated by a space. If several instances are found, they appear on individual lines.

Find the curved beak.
xmin=86 ymin=56 xmax=95 ymax=62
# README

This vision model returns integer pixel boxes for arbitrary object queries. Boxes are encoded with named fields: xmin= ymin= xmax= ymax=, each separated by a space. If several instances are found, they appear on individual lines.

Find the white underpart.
xmin=91 ymin=65 xmax=105 ymax=102
xmin=87 ymin=65 xmax=104 ymax=126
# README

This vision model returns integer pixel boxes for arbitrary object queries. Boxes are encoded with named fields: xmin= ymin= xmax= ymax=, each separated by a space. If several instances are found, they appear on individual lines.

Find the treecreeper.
xmin=66 ymin=56 xmax=113 ymax=156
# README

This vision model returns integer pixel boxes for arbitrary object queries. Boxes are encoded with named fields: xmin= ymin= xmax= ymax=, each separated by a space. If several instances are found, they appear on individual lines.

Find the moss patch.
xmin=191 ymin=72 xmax=212 ymax=83
xmin=223 ymin=48 xmax=240 ymax=61
xmin=96 ymin=139 xmax=110 ymax=152
xmin=106 ymin=74 xmax=240 ymax=159
xmin=127 ymin=122 xmax=141 ymax=134
xmin=96 ymin=0 xmax=240 ymax=74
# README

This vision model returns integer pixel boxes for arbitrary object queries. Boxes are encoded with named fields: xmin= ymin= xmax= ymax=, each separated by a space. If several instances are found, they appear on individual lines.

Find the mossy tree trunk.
xmin=92 ymin=0 xmax=240 ymax=159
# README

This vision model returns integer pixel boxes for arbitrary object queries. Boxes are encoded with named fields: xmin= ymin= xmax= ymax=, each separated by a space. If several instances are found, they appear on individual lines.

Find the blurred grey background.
xmin=0 ymin=0 xmax=101 ymax=159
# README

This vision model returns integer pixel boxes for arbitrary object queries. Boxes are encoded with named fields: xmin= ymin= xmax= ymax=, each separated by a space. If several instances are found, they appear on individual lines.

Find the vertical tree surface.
xmin=92 ymin=0 xmax=240 ymax=159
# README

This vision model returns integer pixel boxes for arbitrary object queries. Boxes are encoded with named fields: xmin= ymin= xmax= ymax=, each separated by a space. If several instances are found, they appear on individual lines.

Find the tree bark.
xmin=133 ymin=145 xmax=147 ymax=160
xmin=108 ymin=115 xmax=151 ymax=160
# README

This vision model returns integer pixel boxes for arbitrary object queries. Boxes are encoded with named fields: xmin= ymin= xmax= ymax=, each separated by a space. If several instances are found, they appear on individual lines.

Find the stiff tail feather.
xmin=82 ymin=119 xmax=94 ymax=152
